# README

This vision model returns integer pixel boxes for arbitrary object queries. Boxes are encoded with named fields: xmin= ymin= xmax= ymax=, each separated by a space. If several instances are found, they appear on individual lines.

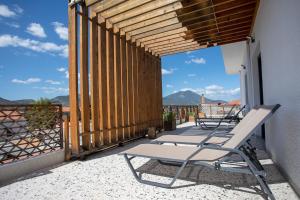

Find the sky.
xmin=0 ymin=1 xmax=240 ymax=101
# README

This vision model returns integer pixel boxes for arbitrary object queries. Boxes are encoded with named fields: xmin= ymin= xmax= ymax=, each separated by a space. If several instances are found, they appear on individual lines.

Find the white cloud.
xmin=183 ymin=81 xmax=188 ymax=84
xmin=5 ymin=22 xmax=20 ymax=28
xmin=34 ymin=86 xmax=69 ymax=94
xmin=57 ymin=67 xmax=66 ymax=72
xmin=180 ymin=84 xmax=240 ymax=100
xmin=45 ymin=80 xmax=61 ymax=85
xmin=0 ymin=4 xmax=16 ymax=17
xmin=188 ymin=74 xmax=196 ymax=77
xmin=0 ymin=34 xmax=68 ymax=57
xmin=166 ymin=84 xmax=173 ymax=88
xmin=12 ymin=78 xmax=41 ymax=84
xmin=205 ymin=84 xmax=223 ymax=90
xmin=52 ymin=22 xmax=68 ymax=40
xmin=13 ymin=5 xmax=23 ymax=14
xmin=26 ymin=23 xmax=47 ymax=38
xmin=185 ymin=57 xmax=206 ymax=65
xmin=162 ymin=68 xmax=174 ymax=75
xmin=65 ymin=71 xmax=69 ymax=78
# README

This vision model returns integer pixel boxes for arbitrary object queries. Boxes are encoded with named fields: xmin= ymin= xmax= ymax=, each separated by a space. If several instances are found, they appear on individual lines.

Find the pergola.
xmin=68 ymin=0 xmax=259 ymax=156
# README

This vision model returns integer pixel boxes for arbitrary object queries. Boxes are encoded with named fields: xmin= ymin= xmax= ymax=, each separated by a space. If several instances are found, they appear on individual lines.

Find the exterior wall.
xmin=0 ymin=150 xmax=64 ymax=185
xmin=243 ymin=0 xmax=300 ymax=194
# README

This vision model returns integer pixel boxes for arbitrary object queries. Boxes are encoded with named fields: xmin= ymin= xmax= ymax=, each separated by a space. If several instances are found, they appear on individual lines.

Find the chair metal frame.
xmin=122 ymin=104 xmax=280 ymax=200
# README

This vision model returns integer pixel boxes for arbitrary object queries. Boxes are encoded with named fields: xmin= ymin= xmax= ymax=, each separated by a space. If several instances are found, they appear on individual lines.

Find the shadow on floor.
xmin=134 ymin=159 xmax=286 ymax=199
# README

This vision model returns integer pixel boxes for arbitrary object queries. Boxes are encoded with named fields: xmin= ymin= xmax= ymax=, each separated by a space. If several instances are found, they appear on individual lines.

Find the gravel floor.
xmin=0 ymin=122 xmax=299 ymax=200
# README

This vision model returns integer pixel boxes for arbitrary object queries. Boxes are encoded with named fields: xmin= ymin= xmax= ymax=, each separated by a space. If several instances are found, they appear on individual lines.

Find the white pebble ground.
xmin=0 ymin=123 xmax=299 ymax=200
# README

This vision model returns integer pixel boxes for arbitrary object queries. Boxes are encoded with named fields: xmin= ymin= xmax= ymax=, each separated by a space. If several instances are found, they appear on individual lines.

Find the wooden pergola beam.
xmin=114 ymin=2 xmax=183 ymax=29
xmin=107 ymin=0 xmax=180 ymax=25
xmin=159 ymin=45 xmax=206 ymax=56
xmin=122 ymin=0 xmax=249 ymax=35
xmin=90 ymin=0 xmax=126 ymax=13
xmin=156 ymin=43 xmax=201 ymax=54
xmin=136 ymin=27 xmax=187 ymax=44
xmin=150 ymin=40 xmax=196 ymax=52
xmin=100 ymin=0 xmax=153 ymax=19
xmin=146 ymin=28 xmax=250 ymax=50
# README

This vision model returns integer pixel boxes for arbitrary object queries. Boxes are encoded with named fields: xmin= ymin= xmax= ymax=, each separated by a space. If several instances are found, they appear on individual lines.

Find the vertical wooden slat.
xmin=98 ymin=21 xmax=109 ymax=145
xmin=158 ymin=57 xmax=163 ymax=128
xmin=131 ymin=44 xmax=137 ymax=137
xmin=80 ymin=5 xmax=90 ymax=150
xmin=120 ymin=36 xmax=128 ymax=140
xmin=140 ymin=49 xmax=146 ymax=132
xmin=63 ymin=115 xmax=70 ymax=161
xmin=143 ymin=52 xmax=149 ymax=129
xmin=90 ymin=13 xmax=100 ymax=147
xmin=132 ymin=44 xmax=138 ymax=136
xmin=136 ymin=47 xmax=142 ymax=135
xmin=126 ymin=41 xmax=132 ymax=137
xmin=68 ymin=5 xmax=80 ymax=155
xmin=106 ymin=29 xmax=116 ymax=144
xmin=114 ymin=33 xmax=122 ymax=142
xmin=153 ymin=57 xmax=158 ymax=128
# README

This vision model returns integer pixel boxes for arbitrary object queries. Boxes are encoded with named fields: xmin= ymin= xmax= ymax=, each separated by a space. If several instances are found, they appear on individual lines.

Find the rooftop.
xmin=0 ymin=122 xmax=297 ymax=200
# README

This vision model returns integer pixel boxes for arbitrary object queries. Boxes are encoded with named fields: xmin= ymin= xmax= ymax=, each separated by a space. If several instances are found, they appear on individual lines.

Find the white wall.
xmin=247 ymin=0 xmax=300 ymax=194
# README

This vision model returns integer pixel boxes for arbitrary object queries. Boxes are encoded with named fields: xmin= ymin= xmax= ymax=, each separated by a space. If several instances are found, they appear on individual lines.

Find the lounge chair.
xmin=120 ymin=104 xmax=280 ymax=200
xmin=153 ymin=105 xmax=254 ymax=146
xmin=196 ymin=105 xmax=246 ymax=129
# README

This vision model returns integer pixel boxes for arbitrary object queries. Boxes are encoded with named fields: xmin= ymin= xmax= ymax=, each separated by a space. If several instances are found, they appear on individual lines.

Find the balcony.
xmin=0 ymin=122 xmax=298 ymax=199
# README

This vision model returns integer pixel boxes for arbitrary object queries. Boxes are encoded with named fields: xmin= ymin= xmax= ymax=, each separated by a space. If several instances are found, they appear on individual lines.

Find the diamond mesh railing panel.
xmin=0 ymin=104 xmax=63 ymax=164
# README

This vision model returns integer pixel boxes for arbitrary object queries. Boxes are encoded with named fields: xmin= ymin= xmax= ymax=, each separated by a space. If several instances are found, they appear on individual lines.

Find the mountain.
xmin=163 ymin=90 xmax=227 ymax=105
xmin=1 ymin=90 xmax=226 ymax=107
xmin=51 ymin=96 xmax=69 ymax=106
xmin=14 ymin=99 xmax=35 ymax=104
xmin=0 ymin=97 xmax=12 ymax=104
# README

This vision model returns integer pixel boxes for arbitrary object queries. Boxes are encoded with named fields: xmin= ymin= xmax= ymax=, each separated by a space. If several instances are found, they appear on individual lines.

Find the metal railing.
xmin=163 ymin=104 xmax=242 ymax=124
xmin=0 ymin=104 xmax=63 ymax=164
xmin=199 ymin=104 xmax=241 ymax=118
xmin=163 ymin=105 xmax=199 ymax=124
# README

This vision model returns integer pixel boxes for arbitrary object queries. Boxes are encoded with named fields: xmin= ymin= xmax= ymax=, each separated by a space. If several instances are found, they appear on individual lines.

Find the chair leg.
xmin=244 ymin=156 xmax=275 ymax=200
xmin=254 ymin=174 xmax=275 ymax=200
xmin=124 ymin=154 xmax=188 ymax=188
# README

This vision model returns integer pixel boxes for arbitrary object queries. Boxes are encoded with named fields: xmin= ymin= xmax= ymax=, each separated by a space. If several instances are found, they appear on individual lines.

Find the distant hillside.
xmin=0 ymin=96 xmax=69 ymax=106
xmin=51 ymin=96 xmax=69 ymax=106
xmin=2 ymin=91 xmax=227 ymax=107
xmin=163 ymin=90 xmax=227 ymax=105
xmin=0 ymin=97 xmax=12 ymax=104
xmin=14 ymin=99 xmax=35 ymax=104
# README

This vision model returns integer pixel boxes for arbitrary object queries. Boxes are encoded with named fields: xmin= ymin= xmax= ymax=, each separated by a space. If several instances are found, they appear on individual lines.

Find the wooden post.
xmin=114 ymin=33 xmax=122 ymax=142
xmin=63 ymin=115 xmax=70 ymax=161
xmin=79 ymin=5 xmax=90 ymax=150
xmin=158 ymin=58 xmax=163 ymax=128
xmin=131 ymin=44 xmax=137 ymax=137
xmin=98 ymin=21 xmax=109 ymax=145
xmin=126 ymin=41 xmax=132 ymax=137
xmin=120 ymin=36 xmax=128 ymax=140
xmin=90 ymin=12 xmax=100 ymax=147
xmin=135 ymin=45 xmax=140 ymax=135
xmin=106 ymin=28 xmax=116 ymax=144
xmin=68 ymin=4 xmax=80 ymax=155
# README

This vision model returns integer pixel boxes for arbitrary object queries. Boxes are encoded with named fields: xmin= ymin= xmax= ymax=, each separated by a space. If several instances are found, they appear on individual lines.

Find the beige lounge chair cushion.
xmin=121 ymin=144 xmax=229 ymax=162
xmin=153 ymin=135 xmax=229 ymax=145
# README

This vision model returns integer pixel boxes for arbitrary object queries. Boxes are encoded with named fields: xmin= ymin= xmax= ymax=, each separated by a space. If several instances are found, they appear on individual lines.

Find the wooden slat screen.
xmin=68 ymin=4 xmax=163 ymax=156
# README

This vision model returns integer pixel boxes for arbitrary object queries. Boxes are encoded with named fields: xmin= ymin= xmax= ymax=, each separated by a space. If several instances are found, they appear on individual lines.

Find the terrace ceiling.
xmin=84 ymin=0 xmax=259 ymax=56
